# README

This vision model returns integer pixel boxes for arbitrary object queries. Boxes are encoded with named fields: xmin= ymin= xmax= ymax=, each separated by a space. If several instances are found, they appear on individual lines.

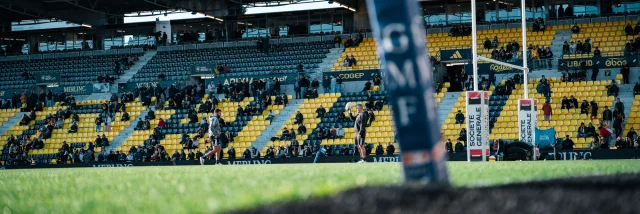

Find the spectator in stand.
xmin=459 ymin=128 xmax=467 ymax=142
xmin=621 ymin=63 xmax=630 ymax=84
xmin=265 ymin=110 xmax=275 ymax=123
xmin=577 ymin=122 xmax=587 ymax=139
xmin=95 ymin=117 xmax=102 ymax=132
xmin=386 ymin=142 xmax=395 ymax=155
xmin=628 ymin=127 xmax=638 ymax=143
xmin=614 ymin=98 xmax=625 ymax=117
xmin=121 ymin=111 xmax=130 ymax=121
xmin=375 ymin=143 xmax=384 ymax=156
xmin=266 ymin=146 xmax=275 ymax=158
xmin=454 ymin=140 xmax=464 ymax=153
xmin=344 ymin=36 xmax=354 ymax=50
xmin=603 ymin=106 xmax=613 ymax=125
xmin=298 ymin=123 xmax=307 ymax=135
xmin=626 ymin=23 xmax=635 ymax=35
xmin=570 ymin=41 xmax=577 ymax=54
xmin=483 ymin=37 xmax=491 ymax=50
xmin=227 ymin=146 xmax=236 ymax=159
xmin=590 ymin=99 xmax=599 ymax=119
xmin=593 ymin=47 xmax=601 ymax=57
xmin=543 ymin=101 xmax=552 ymax=121
xmin=143 ymin=118 xmax=151 ymax=130
xmin=336 ymin=125 xmax=344 ymax=138
xmin=68 ymin=121 xmax=78 ymax=133
xmin=334 ymin=33 xmax=342 ymax=48
xmin=294 ymin=111 xmax=303 ymax=125
xmin=571 ymin=24 xmax=580 ymax=34
xmin=445 ymin=139 xmax=453 ymax=153
xmin=455 ymin=110 xmax=465 ymax=124
xmin=614 ymin=114 xmax=624 ymax=137
xmin=311 ymin=78 xmax=320 ymax=91
xmin=316 ymin=105 xmax=326 ymax=118
xmin=634 ymin=80 xmax=640 ymax=95
xmin=157 ymin=118 xmax=166 ymax=129
xmin=580 ymin=100 xmax=590 ymax=115
xmin=134 ymin=118 xmax=144 ymax=130
xmin=322 ymin=76 xmax=331 ymax=93
xmin=587 ymin=122 xmax=597 ymax=137
xmin=349 ymin=55 xmax=357 ymax=67
xmin=562 ymin=135 xmax=575 ymax=150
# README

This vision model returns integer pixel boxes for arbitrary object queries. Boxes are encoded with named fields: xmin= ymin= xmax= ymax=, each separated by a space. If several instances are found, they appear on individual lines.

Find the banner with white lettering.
xmin=366 ymin=0 xmax=448 ymax=183
xmin=518 ymin=99 xmax=538 ymax=159
xmin=465 ymin=91 xmax=490 ymax=161
xmin=205 ymin=73 xmax=298 ymax=86
xmin=322 ymin=70 xmax=381 ymax=82
xmin=535 ymin=127 xmax=556 ymax=149
xmin=52 ymin=84 xmax=93 ymax=95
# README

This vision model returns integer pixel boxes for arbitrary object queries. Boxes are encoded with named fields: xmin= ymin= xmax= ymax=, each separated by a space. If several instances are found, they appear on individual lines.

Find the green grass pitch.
xmin=1 ymin=160 xmax=639 ymax=213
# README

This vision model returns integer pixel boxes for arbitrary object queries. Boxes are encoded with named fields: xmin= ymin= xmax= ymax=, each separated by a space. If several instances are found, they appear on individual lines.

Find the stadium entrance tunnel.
xmin=235 ymin=173 xmax=640 ymax=214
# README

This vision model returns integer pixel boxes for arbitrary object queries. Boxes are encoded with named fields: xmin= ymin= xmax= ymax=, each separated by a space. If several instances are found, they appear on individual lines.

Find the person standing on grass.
xmin=349 ymin=104 xmax=368 ymax=163
xmin=200 ymin=109 xmax=223 ymax=165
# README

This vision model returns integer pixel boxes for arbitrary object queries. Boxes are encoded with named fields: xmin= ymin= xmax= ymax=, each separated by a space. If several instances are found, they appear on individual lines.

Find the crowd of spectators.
xmin=448 ymin=24 xmax=471 ymax=37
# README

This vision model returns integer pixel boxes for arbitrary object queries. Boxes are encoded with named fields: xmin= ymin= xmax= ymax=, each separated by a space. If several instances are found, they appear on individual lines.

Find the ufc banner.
xmin=465 ymin=91 xmax=490 ymax=161
xmin=518 ymin=99 xmax=538 ymax=159
xmin=366 ymin=0 xmax=449 ymax=182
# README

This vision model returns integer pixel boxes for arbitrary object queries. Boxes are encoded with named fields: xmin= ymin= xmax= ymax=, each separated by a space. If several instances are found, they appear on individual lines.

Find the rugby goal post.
xmin=467 ymin=0 xmax=537 ymax=161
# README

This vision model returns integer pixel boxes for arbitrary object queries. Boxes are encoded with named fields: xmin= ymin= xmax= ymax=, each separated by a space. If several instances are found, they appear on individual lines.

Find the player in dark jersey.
xmin=200 ymin=109 xmax=222 ymax=165
xmin=349 ymin=104 xmax=368 ymax=163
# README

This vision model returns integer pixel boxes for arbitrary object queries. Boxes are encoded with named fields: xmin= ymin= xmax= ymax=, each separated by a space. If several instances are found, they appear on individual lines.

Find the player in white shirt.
xmin=200 ymin=109 xmax=223 ymax=165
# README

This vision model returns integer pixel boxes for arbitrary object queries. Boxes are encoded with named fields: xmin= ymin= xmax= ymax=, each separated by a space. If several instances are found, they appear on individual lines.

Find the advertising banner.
xmin=535 ymin=127 xmax=556 ymax=149
xmin=205 ymin=73 xmax=298 ymax=86
xmin=58 ymin=84 xmax=94 ymax=95
xmin=466 ymin=91 xmax=490 ymax=161
xmin=125 ymin=80 xmax=176 ymax=91
xmin=558 ymin=56 xmax=638 ymax=71
xmin=464 ymin=60 xmax=524 ymax=74
xmin=366 ymin=0 xmax=449 ymax=182
xmin=440 ymin=49 xmax=472 ymax=61
xmin=322 ymin=69 xmax=381 ymax=82
xmin=191 ymin=64 xmax=214 ymax=75
xmin=518 ymin=99 xmax=538 ymax=159
xmin=36 ymin=73 xmax=60 ymax=84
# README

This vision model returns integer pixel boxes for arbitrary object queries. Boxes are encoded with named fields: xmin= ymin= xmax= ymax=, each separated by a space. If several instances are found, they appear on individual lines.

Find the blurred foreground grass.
xmin=1 ymin=160 xmax=639 ymax=213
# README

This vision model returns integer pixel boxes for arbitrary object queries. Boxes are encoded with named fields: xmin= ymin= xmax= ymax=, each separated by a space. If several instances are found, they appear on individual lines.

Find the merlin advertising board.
xmin=465 ymin=91 xmax=490 ymax=161
xmin=366 ymin=0 xmax=449 ymax=183
xmin=518 ymin=99 xmax=538 ymax=160
xmin=125 ymin=80 xmax=176 ymax=91
xmin=58 ymin=84 xmax=94 ymax=95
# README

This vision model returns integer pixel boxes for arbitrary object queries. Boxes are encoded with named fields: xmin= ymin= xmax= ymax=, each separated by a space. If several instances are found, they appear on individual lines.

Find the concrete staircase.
xmin=437 ymin=92 xmax=461 ymax=128
xmin=117 ymin=50 xmax=157 ymax=85
xmin=551 ymin=30 xmax=572 ymax=58
xmin=250 ymin=100 xmax=303 ymax=151
xmin=104 ymin=107 xmax=151 ymax=152
xmin=615 ymin=85 xmax=634 ymax=131
xmin=529 ymin=69 xmax=563 ymax=79
xmin=316 ymin=47 xmax=343 ymax=76
xmin=82 ymin=93 xmax=112 ymax=101
xmin=0 ymin=112 xmax=26 ymax=137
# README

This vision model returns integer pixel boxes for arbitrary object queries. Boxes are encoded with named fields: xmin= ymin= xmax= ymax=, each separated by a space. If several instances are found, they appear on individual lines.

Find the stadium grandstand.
xmin=1 ymin=0 xmax=640 ymax=168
